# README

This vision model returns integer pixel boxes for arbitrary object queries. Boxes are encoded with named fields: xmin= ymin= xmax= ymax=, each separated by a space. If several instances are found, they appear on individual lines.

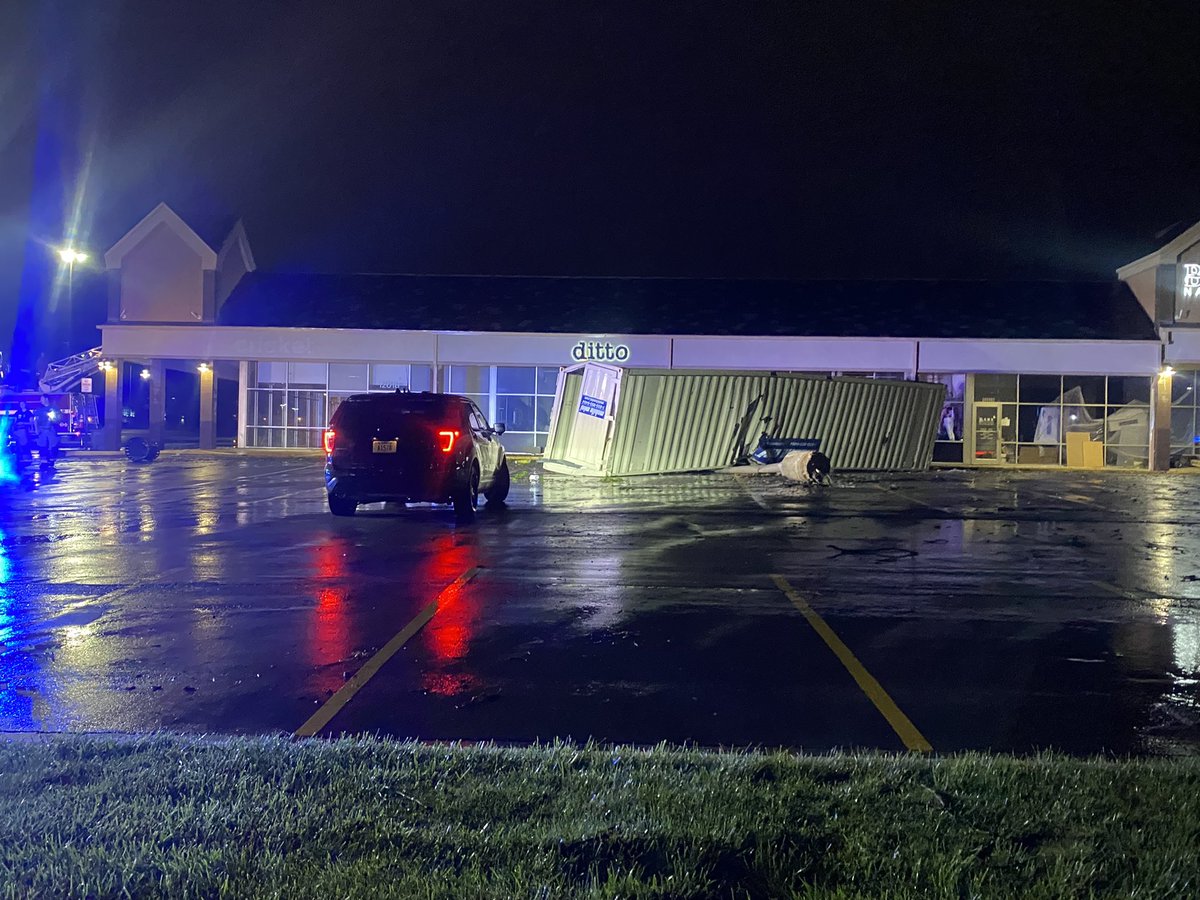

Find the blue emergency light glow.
xmin=0 ymin=415 xmax=18 ymax=484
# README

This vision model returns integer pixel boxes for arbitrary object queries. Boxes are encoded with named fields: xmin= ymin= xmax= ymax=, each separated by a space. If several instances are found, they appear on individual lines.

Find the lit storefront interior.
xmin=236 ymin=359 xmax=1161 ymax=469
xmin=244 ymin=362 xmax=559 ymax=452
xmin=925 ymin=373 xmax=1155 ymax=468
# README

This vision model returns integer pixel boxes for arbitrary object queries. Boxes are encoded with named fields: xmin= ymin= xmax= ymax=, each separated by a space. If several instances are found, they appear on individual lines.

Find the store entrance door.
xmin=973 ymin=403 xmax=1003 ymax=463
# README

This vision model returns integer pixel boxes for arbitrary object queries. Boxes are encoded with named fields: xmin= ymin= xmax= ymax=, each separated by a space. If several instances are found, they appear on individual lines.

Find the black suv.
xmin=323 ymin=392 xmax=510 ymax=518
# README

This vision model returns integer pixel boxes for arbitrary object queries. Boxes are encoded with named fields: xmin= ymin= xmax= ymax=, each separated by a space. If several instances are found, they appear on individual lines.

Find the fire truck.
xmin=1 ymin=348 xmax=103 ymax=450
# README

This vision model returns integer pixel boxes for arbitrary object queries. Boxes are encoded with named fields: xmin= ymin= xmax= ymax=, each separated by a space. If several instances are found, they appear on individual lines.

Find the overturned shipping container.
xmin=543 ymin=364 xmax=943 ymax=476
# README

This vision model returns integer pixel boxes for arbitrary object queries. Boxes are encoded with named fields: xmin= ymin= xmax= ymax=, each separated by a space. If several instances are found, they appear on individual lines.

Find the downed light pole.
xmin=123 ymin=437 xmax=161 ymax=464
xmin=778 ymin=449 xmax=833 ymax=483
xmin=542 ymin=365 xmax=942 ymax=477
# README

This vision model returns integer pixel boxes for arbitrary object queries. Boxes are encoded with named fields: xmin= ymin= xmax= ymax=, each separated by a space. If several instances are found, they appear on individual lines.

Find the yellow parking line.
xmin=295 ymin=567 xmax=482 ymax=737
xmin=771 ymin=574 xmax=933 ymax=753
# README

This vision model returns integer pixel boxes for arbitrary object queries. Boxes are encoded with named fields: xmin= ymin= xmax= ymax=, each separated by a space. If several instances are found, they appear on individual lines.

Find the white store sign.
xmin=571 ymin=340 xmax=630 ymax=363
xmin=1182 ymin=263 xmax=1200 ymax=300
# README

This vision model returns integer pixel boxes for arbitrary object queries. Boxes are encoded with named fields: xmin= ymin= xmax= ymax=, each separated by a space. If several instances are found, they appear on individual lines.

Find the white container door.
xmin=564 ymin=364 xmax=620 ymax=470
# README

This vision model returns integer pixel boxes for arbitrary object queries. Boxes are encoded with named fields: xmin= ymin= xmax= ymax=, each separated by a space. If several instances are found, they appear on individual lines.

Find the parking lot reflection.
xmin=419 ymin=532 xmax=483 ymax=697
xmin=307 ymin=538 xmax=354 ymax=699
xmin=0 ymin=527 xmax=40 ymax=729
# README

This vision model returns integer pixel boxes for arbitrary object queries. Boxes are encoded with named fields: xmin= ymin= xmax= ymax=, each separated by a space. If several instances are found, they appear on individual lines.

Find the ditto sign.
xmin=572 ymin=341 xmax=630 ymax=363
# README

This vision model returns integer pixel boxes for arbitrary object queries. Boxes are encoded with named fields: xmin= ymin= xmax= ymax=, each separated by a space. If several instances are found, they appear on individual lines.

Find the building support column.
xmin=148 ymin=359 xmax=166 ymax=448
xmin=199 ymin=363 xmax=216 ymax=450
xmin=101 ymin=361 xmax=123 ymax=451
xmin=237 ymin=360 xmax=249 ymax=449
xmin=1149 ymin=367 xmax=1172 ymax=472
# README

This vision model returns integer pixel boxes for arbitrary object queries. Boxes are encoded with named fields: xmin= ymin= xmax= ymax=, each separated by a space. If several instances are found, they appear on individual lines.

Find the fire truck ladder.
xmin=39 ymin=347 xmax=103 ymax=393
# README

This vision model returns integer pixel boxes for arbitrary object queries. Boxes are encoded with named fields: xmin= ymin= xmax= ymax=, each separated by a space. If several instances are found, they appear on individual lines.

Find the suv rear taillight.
xmin=438 ymin=429 xmax=459 ymax=453
xmin=323 ymin=429 xmax=336 ymax=454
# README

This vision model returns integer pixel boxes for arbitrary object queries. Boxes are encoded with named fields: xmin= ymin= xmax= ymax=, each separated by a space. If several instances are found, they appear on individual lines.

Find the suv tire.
xmin=485 ymin=459 xmax=510 ymax=505
xmin=454 ymin=466 xmax=479 ymax=520
xmin=329 ymin=494 xmax=358 ymax=517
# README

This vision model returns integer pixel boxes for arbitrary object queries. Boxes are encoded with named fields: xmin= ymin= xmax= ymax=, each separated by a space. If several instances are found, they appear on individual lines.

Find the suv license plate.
xmin=372 ymin=440 xmax=398 ymax=454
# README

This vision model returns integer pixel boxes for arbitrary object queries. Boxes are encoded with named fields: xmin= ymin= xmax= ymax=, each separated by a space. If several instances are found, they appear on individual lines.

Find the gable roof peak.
xmin=217 ymin=219 xmax=256 ymax=273
xmin=104 ymin=202 xmax=219 ymax=270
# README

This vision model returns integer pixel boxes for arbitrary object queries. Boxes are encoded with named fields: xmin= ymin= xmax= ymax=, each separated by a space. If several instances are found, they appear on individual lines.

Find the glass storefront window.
xmin=449 ymin=366 xmax=490 ymax=395
xmin=1166 ymin=370 xmax=1199 ymax=452
xmin=1107 ymin=445 xmax=1149 ymax=468
xmin=287 ymin=362 xmax=327 ymax=388
xmin=370 ymin=364 xmax=409 ymax=391
xmin=1171 ymin=406 xmax=1195 ymax=448
xmin=924 ymin=375 xmax=966 ymax=447
xmin=247 ymin=389 xmax=287 ymax=428
xmin=932 ymin=442 xmax=964 ymax=463
xmin=410 ymin=365 xmax=434 ymax=393
xmin=1017 ymin=374 xmax=1061 ymax=404
xmin=248 ymin=360 xmax=432 ymax=448
xmin=496 ymin=366 xmax=536 ymax=394
xmin=287 ymin=390 xmax=326 ymax=429
xmin=962 ymin=373 xmax=1151 ymax=469
xmin=329 ymin=363 xmax=368 ymax=392
xmin=1016 ymin=405 xmax=1041 ymax=443
xmin=1062 ymin=375 xmax=1106 ymax=406
xmin=974 ymin=374 xmax=1017 ymax=402
xmin=496 ymin=395 xmax=535 ymax=432
xmin=1111 ymin=376 xmax=1153 ymax=405
xmin=535 ymin=396 xmax=555 ymax=432
xmin=486 ymin=365 xmax=558 ymax=454
xmin=537 ymin=367 xmax=560 ymax=395
xmin=937 ymin=403 xmax=963 ymax=441
xmin=1076 ymin=406 xmax=1107 ymax=430
xmin=249 ymin=426 xmax=286 ymax=448
xmin=253 ymin=362 xmax=287 ymax=387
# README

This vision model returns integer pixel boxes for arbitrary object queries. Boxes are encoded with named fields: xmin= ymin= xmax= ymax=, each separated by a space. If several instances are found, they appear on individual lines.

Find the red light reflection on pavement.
xmin=307 ymin=540 xmax=353 ymax=697
xmin=306 ymin=531 xmax=486 ymax=703
xmin=420 ymin=534 xmax=484 ymax=696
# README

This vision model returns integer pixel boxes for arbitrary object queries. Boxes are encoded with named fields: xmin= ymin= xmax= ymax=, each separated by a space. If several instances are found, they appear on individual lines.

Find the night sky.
xmin=3 ymin=1 xmax=1200 ymax=367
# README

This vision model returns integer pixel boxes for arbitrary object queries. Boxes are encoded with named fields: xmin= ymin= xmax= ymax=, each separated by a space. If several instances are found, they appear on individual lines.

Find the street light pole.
xmin=56 ymin=247 xmax=88 ymax=355
xmin=67 ymin=258 xmax=74 ymax=351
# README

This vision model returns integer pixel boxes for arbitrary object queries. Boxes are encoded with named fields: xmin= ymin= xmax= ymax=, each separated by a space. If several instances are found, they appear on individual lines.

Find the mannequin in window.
xmin=940 ymin=406 xmax=958 ymax=442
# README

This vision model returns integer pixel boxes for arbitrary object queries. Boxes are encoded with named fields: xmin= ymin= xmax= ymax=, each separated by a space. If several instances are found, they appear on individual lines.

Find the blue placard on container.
xmin=759 ymin=437 xmax=820 ymax=453
xmin=578 ymin=394 xmax=608 ymax=418
xmin=751 ymin=436 xmax=821 ymax=464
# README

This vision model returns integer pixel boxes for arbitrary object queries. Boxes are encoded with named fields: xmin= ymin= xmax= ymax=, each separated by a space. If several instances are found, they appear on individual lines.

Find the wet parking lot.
xmin=1 ymin=453 xmax=1198 ymax=755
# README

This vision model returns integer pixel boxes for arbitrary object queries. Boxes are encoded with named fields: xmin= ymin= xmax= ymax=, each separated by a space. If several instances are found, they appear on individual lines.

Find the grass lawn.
xmin=0 ymin=736 xmax=1196 ymax=898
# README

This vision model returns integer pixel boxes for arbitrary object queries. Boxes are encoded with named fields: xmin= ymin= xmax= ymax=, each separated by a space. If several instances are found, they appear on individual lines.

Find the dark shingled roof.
xmin=218 ymin=273 xmax=1157 ymax=341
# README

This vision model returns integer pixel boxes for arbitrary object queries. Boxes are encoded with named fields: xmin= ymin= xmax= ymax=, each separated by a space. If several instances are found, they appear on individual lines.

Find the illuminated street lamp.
xmin=56 ymin=246 xmax=89 ymax=353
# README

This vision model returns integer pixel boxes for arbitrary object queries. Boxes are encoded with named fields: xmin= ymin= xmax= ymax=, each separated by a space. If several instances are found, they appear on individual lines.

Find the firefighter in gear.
xmin=11 ymin=401 xmax=35 ymax=468
xmin=34 ymin=395 xmax=61 ymax=469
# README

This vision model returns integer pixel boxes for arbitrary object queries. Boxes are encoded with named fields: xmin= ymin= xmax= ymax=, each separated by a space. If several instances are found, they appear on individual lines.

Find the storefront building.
xmin=1118 ymin=219 xmax=1200 ymax=468
xmin=97 ymin=203 xmax=1193 ymax=469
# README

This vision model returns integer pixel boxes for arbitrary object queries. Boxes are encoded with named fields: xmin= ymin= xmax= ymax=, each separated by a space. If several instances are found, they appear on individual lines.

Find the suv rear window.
xmin=332 ymin=394 xmax=463 ymax=432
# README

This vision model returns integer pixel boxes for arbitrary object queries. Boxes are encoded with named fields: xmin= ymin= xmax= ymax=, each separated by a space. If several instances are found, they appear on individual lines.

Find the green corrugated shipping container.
xmin=543 ymin=364 xmax=943 ymax=476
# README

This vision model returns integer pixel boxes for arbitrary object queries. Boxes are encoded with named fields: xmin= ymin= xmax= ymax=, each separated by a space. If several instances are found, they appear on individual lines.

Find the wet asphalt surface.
xmin=1 ymin=453 xmax=1198 ymax=756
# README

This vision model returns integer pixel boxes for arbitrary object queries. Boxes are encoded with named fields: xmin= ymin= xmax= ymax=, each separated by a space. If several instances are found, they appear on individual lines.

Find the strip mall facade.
xmin=95 ymin=204 xmax=1200 ymax=471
